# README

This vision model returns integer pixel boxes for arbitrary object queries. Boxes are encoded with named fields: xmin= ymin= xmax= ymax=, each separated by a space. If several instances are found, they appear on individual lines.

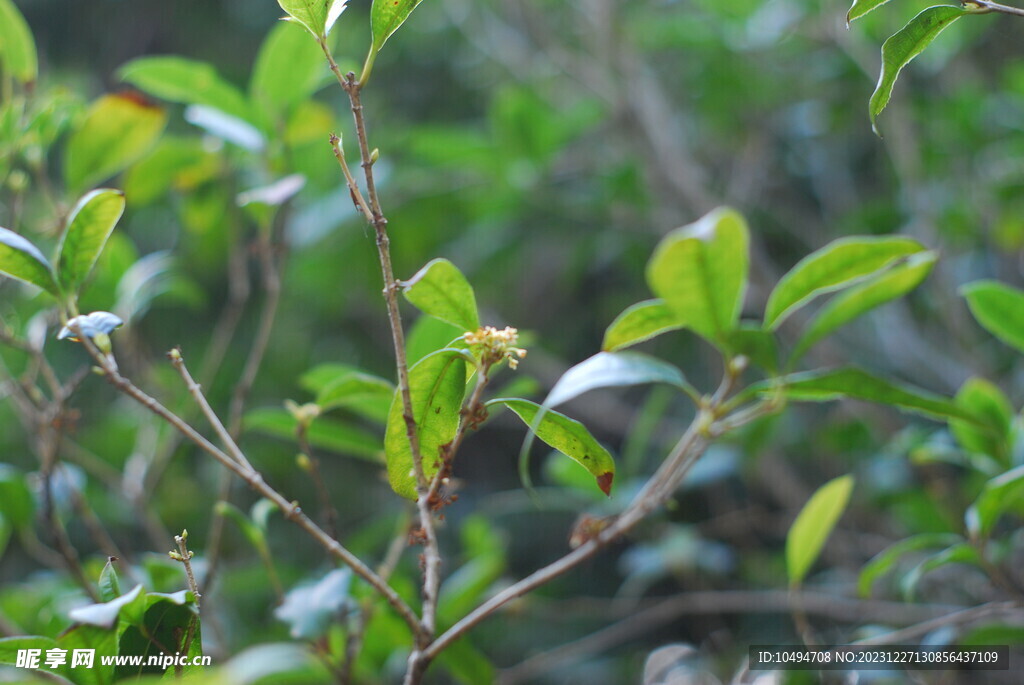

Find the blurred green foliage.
xmin=2 ymin=0 xmax=1024 ymax=683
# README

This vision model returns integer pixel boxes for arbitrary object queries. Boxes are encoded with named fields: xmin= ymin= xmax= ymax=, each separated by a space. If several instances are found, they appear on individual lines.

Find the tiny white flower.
xmin=58 ymin=312 xmax=124 ymax=342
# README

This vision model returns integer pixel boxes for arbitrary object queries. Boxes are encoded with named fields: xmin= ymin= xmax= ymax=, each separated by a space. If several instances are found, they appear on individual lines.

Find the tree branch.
xmin=73 ymin=336 xmax=425 ymax=639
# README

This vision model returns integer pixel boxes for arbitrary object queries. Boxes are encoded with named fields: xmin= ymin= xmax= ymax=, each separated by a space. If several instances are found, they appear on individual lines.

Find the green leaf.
xmin=274 ymin=569 xmax=352 ymax=640
xmin=545 ymin=351 xmax=691 ymax=408
xmin=0 ymin=465 xmax=35 ymax=529
xmin=753 ymin=368 xmax=979 ymax=423
xmin=764 ymin=236 xmax=924 ymax=330
xmin=385 ymin=349 xmax=470 ymax=499
xmin=216 ymin=502 xmax=269 ymax=555
xmin=489 ymin=398 xmax=615 ymax=496
xmin=68 ymin=584 xmax=144 ymax=629
xmin=786 ymin=474 xmax=854 ymax=586
xmin=0 ymin=513 xmax=9 ymax=561
xmin=869 ymin=6 xmax=969 ymax=135
xmin=244 ymin=408 xmax=383 ymax=460
xmin=960 ymin=625 xmax=1024 ymax=646
xmin=437 ymin=638 xmax=495 ymax=685
xmin=847 ymin=0 xmax=896 ymax=24
xmin=123 ymin=136 xmax=220 ymax=206
xmin=278 ymin=0 xmax=345 ymax=38
xmin=300 ymin=363 xmax=362 ymax=393
xmin=406 ymin=315 xmax=465 ymax=366
xmin=117 ymin=591 xmax=200 ymax=680
xmin=0 ymin=636 xmax=58 ymax=667
xmin=646 ymin=207 xmax=749 ymax=344
xmin=791 ymin=251 xmax=937 ymax=362
xmin=57 ymin=189 xmax=126 ymax=295
xmin=966 ymin=463 xmax=1024 ymax=539
xmin=371 ymin=0 xmax=426 ymax=53
xmin=316 ymin=371 xmax=394 ymax=424
xmin=0 ymin=0 xmax=37 ymax=83
xmin=961 ymin=280 xmax=1024 ymax=355
xmin=251 ymin=21 xmax=334 ymax=122
xmin=0 ymin=226 xmax=58 ymax=294
xmin=98 ymin=558 xmax=121 ymax=603
xmin=64 ymin=93 xmax=167 ymax=192
xmin=602 ymin=299 xmax=685 ymax=352
xmin=403 ymin=258 xmax=480 ymax=333
xmin=900 ymin=542 xmax=981 ymax=600
xmin=858 ymin=532 xmax=962 ymax=597
xmin=438 ymin=516 xmax=506 ymax=622
xmin=58 ymin=624 xmax=118 ymax=685
xmin=119 ymin=57 xmax=253 ymax=123
xmin=950 ymin=378 xmax=1013 ymax=464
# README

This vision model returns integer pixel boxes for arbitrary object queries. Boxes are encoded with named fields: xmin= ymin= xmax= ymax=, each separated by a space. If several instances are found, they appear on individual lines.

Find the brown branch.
xmin=321 ymin=42 xmax=442 ymax=672
xmin=173 ymin=530 xmax=201 ymax=612
xmin=424 ymin=419 xmax=711 ymax=663
xmin=965 ymin=0 xmax=1024 ymax=17
xmin=73 ymin=336 xmax=424 ymax=638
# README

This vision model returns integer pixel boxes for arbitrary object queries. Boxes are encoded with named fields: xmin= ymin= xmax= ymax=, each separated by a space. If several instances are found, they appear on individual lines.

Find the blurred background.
xmin=2 ymin=0 xmax=1024 ymax=682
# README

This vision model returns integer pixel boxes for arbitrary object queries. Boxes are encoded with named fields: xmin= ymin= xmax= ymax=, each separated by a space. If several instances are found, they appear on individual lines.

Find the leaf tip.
xmin=596 ymin=471 xmax=613 ymax=496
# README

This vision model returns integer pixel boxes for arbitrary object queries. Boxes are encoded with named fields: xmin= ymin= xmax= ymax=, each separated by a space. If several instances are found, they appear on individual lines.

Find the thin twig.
xmin=74 ymin=337 xmax=424 ymax=638
xmin=323 ymin=48 xmax=442 ymax=668
xmin=349 ymin=78 xmax=440 ymax=656
xmin=173 ymin=530 xmax=201 ymax=612
xmin=424 ymin=419 xmax=710 ymax=663
xmin=965 ymin=0 xmax=1024 ymax=17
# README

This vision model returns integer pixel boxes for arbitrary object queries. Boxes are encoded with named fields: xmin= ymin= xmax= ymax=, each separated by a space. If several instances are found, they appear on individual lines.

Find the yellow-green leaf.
xmin=64 ymin=93 xmax=167 ymax=192
xmin=961 ymin=280 xmax=1024 ymax=355
xmin=0 ymin=226 xmax=57 ymax=295
xmin=119 ymin=56 xmax=253 ymax=123
xmin=646 ymin=207 xmax=749 ymax=345
xmin=950 ymin=378 xmax=1013 ymax=464
xmin=787 ymin=475 xmax=854 ymax=586
xmin=252 ymin=21 xmax=335 ymax=122
xmin=0 ymin=0 xmax=37 ymax=83
xmin=869 ymin=5 xmax=969 ymax=135
xmin=57 ymin=189 xmax=126 ymax=295
xmin=791 ymin=251 xmax=937 ymax=362
xmin=278 ymin=0 xmax=345 ymax=39
xmin=847 ymin=0 xmax=895 ymax=24
xmin=765 ymin=236 xmax=924 ymax=330
xmin=602 ymin=299 xmax=684 ymax=352
xmin=753 ymin=367 xmax=979 ymax=424
xmin=385 ymin=349 xmax=470 ymax=499
xmin=489 ymin=398 xmax=615 ymax=496
xmin=371 ymin=0 xmax=426 ymax=53
xmin=403 ymin=258 xmax=480 ymax=332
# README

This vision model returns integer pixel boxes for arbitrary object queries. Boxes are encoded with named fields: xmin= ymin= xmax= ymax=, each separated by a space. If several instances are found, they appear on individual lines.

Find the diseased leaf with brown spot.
xmin=488 ymin=398 xmax=616 ymax=496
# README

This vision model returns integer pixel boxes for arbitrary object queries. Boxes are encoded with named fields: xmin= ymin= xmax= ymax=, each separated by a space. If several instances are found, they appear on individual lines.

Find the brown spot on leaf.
xmin=114 ymin=90 xmax=162 ymax=111
xmin=596 ymin=471 xmax=613 ymax=496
